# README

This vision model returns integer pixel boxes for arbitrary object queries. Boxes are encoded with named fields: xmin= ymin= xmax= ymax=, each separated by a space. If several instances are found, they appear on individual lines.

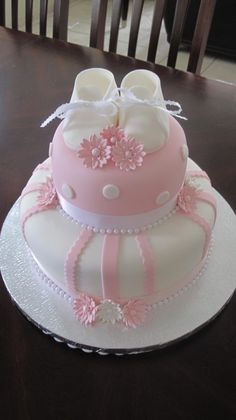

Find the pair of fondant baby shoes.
xmin=63 ymin=68 xmax=170 ymax=154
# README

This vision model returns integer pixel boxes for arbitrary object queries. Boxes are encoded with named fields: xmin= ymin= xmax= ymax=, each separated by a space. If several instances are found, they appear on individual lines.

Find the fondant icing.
xmin=20 ymin=69 xmax=217 ymax=329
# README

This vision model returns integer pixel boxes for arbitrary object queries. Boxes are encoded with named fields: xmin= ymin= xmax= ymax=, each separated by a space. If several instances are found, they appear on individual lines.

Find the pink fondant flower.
xmin=78 ymin=134 xmax=111 ymax=169
xmin=37 ymin=177 xmax=58 ymax=208
xmin=112 ymin=137 xmax=146 ymax=171
xmin=177 ymin=184 xmax=199 ymax=213
xmin=73 ymin=293 xmax=97 ymax=326
xmin=100 ymin=125 xmax=125 ymax=145
xmin=122 ymin=300 xmax=147 ymax=328
xmin=97 ymin=299 xmax=122 ymax=324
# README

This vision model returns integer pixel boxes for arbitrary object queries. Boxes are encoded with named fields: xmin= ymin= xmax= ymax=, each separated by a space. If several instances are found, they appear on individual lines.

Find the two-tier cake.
xmin=20 ymin=69 xmax=216 ymax=329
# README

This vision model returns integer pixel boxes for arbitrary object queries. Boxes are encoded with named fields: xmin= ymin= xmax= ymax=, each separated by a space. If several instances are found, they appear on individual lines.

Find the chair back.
xmin=0 ymin=0 xmax=69 ymax=41
xmin=90 ymin=0 xmax=216 ymax=74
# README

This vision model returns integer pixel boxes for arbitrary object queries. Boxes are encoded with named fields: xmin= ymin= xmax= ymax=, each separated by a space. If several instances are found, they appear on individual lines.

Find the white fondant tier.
xmin=1 ymin=191 xmax=235 ymax=352
xmin=20 ymin=158 xmax=216 ymax=306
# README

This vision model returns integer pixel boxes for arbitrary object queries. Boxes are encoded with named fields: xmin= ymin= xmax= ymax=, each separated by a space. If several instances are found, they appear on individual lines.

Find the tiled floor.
xmin=5 ymin=0 xmax=236 ymax=85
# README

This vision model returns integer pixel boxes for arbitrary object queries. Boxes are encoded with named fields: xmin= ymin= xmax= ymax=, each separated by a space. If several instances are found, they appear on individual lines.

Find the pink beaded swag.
xmin=73 ymin=293 xmax=147 ymax=328
xmin=78 ymin=125 xmax=146 ymax=171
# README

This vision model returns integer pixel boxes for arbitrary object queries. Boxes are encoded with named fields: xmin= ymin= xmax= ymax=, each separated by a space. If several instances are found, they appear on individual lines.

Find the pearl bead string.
xmin=58 ymin=204 xmax=178 ymax=235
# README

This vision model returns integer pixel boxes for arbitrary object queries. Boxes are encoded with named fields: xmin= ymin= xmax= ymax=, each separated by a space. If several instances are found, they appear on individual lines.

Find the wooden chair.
xmin=90 ymin=0 xmax=216 ymax=75
xmin=0 ymin=0 xmax=69 ymax=41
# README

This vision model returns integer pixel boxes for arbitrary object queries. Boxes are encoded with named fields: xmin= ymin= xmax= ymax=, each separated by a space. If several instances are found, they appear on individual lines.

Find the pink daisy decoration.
xmin=177 ymin=184 xmax=199 ymax=213
xmin=122 ymin=300 xmax=147 ymax=328
xmin=112 ymin=137 xmax=146 ymax=171
xmin=78 ymin=134 xmax=111 ymax=169
xmin=73 ymin=293 xmax=97 ymax=326
xmin=37 ymin=177 xmax=58 ymax=209
xmin=100 ymin=125 xmax=125 ymax=145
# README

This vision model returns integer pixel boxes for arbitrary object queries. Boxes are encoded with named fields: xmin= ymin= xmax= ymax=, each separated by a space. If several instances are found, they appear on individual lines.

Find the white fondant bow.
xmin=40 ymin=97 xmax=118 ymax=128
xmin=117 ymin=88 xmax=187 ymax=120
xmin=41 ymin=88 xmax=186 ymax=128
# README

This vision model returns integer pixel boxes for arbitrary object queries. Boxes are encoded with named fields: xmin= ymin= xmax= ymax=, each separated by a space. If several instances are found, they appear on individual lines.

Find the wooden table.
xmin=0 ymin=28 xmax=235 ymax=420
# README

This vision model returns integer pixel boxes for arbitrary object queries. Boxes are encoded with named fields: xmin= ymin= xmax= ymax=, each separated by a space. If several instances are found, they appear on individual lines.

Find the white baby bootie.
xmin=119 ymin=70 xmax=169 ymax=153
xmin=63 ymin=68 xmax=118 ymax=150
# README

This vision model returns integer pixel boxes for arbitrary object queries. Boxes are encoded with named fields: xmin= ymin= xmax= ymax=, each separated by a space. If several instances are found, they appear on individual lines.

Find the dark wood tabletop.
xmin=0 ymin=27 xmax=235 ymax=420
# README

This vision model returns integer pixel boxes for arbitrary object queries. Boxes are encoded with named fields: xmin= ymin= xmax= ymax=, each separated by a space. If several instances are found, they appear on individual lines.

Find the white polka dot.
xmin=181 ymin=144 xmax=189 ymax=160
xmin=103 ymin=184 xmax=120 ymax=200
xmin=49 ymin=142 xmax=53 ymax=157
xmin=156 ymin=191 xmax=170 ymax=205
xmin=62 ymin=183 xmax=75 ymax=199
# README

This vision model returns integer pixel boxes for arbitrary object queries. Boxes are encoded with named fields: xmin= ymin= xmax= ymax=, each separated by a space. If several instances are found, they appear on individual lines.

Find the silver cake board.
xmin=0 ymin=190 xmax=235 ymax=355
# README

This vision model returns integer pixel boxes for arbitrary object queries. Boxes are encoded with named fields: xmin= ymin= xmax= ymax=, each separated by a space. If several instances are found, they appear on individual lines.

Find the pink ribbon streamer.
xmin=64 ymin=229 xmax=94 ymax=294
xmin=101 ymin=235 xmax=120 ymax=299
xmin=136 ymin=233 xmax=155 ymax=295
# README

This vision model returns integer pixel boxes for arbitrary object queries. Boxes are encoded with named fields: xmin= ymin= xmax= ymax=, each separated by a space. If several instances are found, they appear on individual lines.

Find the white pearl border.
xmin=58 ymin=204 xmax=178 ymax=235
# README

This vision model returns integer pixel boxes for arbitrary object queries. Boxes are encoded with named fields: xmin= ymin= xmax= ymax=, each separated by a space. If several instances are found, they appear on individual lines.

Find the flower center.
xmin=110 ymin=136 xmax=116 ymax=144
xmin=92 ymin=147 xmax=100 ymax=157
xmin=185 ymin=194 xmax=191 ymax=202
xmin=125 ymin=150 xmax=133 ymax=159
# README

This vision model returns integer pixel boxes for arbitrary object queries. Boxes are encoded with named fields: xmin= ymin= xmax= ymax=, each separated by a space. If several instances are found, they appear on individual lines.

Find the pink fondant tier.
xmin=51 ymin=116 xmax=187 ymax=227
